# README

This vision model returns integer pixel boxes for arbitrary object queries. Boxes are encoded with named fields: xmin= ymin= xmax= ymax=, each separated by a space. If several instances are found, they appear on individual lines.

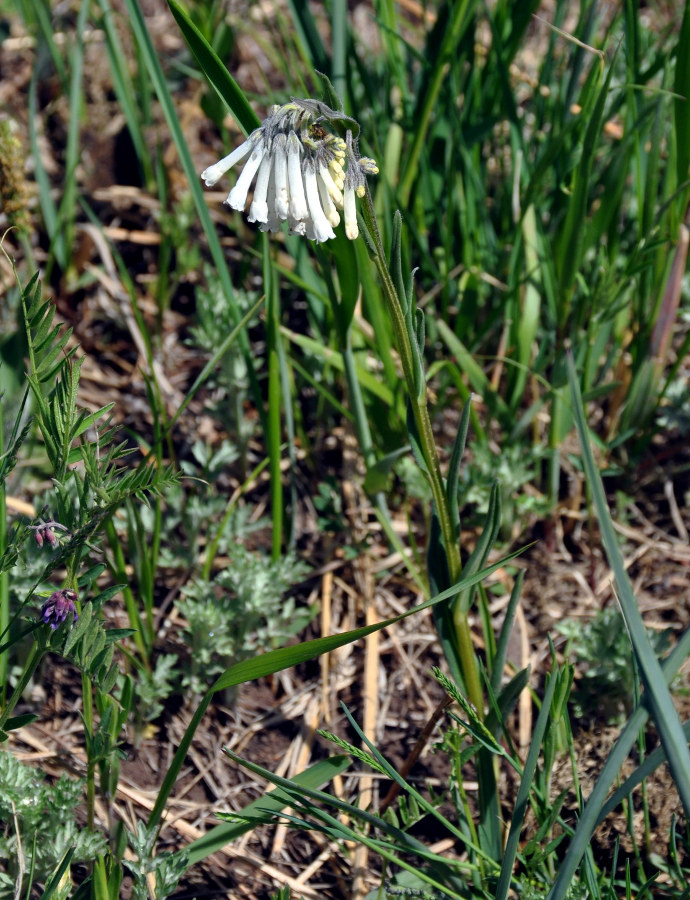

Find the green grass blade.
xmin=266 ymin=245 xmax=284 ymax=559
xmin=281 ymin=326 xmax=396 ymax=408
xmin=56 ymin=0 xmax=90 ymax=274
xmin=597 ymin=718 xmax=690 ymax=827
xmin=509 ymin=204 xmax=542 ymax=409
xmin=674 ymin=3 xmax=690 ymax=201
xmin=286 ymin=0 xmax=329 ymax=75
xmin=330 ymin=0 xmax=347 ymax=104
xmin=39 ymin=847 xmax=75 ymax=900
xmin=28 ymin=72 xmax=63 ymax=268
xmin=555 ymin=53 xmax=612 ymax=309
xmin=567 ymin=352 xmax=690 ymax=817
xmin=167 ymin=0 xmax=260 ymax=135
xmin=399 ymin=0 xmax=476 ymax=205
xmin=490 ymin=570 xmax=525 ymax=694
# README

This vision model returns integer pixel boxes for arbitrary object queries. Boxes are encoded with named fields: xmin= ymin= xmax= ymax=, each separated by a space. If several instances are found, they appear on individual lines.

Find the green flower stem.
xmin=360 ymin=191 xmax=483 ymax=715
xmin=0 ymin=636 xmax=46 ymax=733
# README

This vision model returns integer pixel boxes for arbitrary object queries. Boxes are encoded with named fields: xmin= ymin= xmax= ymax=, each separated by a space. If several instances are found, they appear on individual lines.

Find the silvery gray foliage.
xmin=177 ymin=547 xmax=313 ymax=695
xmin=0 ymin=751 xmax=105 ymax=895
xmin=125 ymin=821 xmax=189 ymax=900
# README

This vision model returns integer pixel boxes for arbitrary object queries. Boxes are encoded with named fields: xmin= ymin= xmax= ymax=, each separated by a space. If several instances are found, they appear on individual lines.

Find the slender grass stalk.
xmin=0 ymin=637 xmax=45 ymax=734
xmin=340 ymin=333 xmax=393 ymax=528
xmin=104 ymin=519 xmax=149 ymax=665
xmin=330 ymin=0 xmax=347 ymax=105
xmin=265 ymin=242 xmax=284 ymax=560
xmin=82 ymin=671 xmax=96 ymax=831
xmin=568 ymin=352 xmax=690 ymax=818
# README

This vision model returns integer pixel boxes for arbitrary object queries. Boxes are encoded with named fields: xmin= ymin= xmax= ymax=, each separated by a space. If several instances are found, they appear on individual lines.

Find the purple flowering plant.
xmin=40 ymin=589 xmax=79 ymax=630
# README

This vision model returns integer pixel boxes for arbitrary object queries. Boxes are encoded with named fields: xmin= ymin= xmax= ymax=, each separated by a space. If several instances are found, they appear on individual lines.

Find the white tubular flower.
xmin=288 ymin=216 xmax=308 ymax=236
xmin=317 ymin=163 xmax=344 ymax=208
xmin=247 ymin=150 xmax=272 ymax=223
xmin=226 ymin=141 xmax=266 ymax=211
xmin=343 ymin=178 xmax=358 ymax=240
xmin=201 ymin=129 xmax=261 ymax=186
xmin=272 ymin=133 xmax=289 ymax=220
xmin=287 ymin=131 xmax=309 ymax=221
xmin=201 ymin=98 xmax=377 ymax=242
xmin=316 ymin=173 xmax=340 ymax=227
xmin=304 ymin=161 xmax=335 ymax=242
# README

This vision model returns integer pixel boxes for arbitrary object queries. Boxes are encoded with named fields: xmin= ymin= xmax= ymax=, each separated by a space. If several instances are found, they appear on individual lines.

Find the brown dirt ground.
xmin=2 ymin=2 xmax=690 ymax=898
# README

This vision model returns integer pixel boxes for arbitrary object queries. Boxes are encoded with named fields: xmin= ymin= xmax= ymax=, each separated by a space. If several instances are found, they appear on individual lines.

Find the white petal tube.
xmin=272 ymin=134 xmax=289 ymax=220
xmin=316 ymin=173 xmax=340 ymax=226
xmin=287 ymin=131 xmax=309 ymax=221
xmin=318 ymin=163 xmax=344 ymax=208
xmin=226 ymin=143 xmax=266 ymax=211
xmin=200 ymin=130 xmax=261 ymax=186
xmin=343 ymin=184 xmax=358 ymax=239
xmin=304 ymin=164 xmax=335 ymax=242
xmin=288 ymin=216 xmax=307 ymax=236
xmin=247 ymin=151 xmax=272 ymax=223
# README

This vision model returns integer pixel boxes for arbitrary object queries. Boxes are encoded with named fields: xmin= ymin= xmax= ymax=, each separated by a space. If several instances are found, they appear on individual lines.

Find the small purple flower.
xmin=30 ymin=519 xmax=70 ymax=551
xmin=40 ymin=589 xmax=78 ymax=630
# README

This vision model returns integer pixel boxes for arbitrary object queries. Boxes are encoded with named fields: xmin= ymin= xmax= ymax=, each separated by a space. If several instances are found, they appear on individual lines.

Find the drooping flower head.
xmin=40 ymin=589 xmax=78 ymax=630
xmin=201 ymin=99 xmax=378 ymax=243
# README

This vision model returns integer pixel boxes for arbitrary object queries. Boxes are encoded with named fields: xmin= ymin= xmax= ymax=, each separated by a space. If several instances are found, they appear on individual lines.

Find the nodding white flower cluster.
xmin=201 ymin=99 xmax=378 ymax=243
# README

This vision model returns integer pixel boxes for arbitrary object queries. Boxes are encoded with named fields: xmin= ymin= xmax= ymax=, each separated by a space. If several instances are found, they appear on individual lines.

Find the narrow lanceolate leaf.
xmin=446 ymin=395 xmax=473 ymax=537
xmin=555 ymin=54 xmax=614 ymax=303
xmin=567 ymin=353 xmax=690 ymax=821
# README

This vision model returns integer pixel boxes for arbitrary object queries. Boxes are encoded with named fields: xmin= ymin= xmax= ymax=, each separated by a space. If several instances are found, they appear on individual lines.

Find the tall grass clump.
xmin=0 ymin=0 xmax=689 ymax=897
